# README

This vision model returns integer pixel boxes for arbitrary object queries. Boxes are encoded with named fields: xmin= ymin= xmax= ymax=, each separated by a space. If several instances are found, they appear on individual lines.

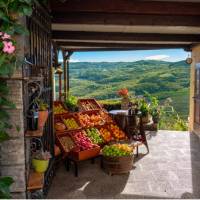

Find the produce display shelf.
xmin=69 ymin=146 xmax=101 ymax=161
xmin=25 ymin=129 xmax=43 ymax=137
xmin=78 ymin=98 xmax=102 ymax=111
xmin=27 ymin=171 xmax=44 ymax=191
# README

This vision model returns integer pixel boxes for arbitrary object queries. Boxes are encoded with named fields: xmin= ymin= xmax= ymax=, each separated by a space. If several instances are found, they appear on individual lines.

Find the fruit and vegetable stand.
xmin=54 ymin=98 xmax=137 ymax=176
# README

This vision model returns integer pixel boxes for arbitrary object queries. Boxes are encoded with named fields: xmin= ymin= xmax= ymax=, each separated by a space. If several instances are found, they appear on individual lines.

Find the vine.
xmin=0 ymin=0 xmax=34 ymax=198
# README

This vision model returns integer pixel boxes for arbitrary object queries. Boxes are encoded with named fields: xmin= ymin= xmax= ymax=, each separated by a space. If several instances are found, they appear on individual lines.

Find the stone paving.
xmin=48 ymin=130 xmax=200 ymax=199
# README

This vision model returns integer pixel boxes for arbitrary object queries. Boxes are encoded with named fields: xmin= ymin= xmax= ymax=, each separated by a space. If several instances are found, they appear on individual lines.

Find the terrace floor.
xmin=48 ymin=130 xmax=200 ymax=199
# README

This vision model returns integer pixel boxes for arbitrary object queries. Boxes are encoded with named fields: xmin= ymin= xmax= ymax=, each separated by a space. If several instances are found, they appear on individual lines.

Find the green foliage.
xmin=66 ymin=60 xmax=189 ymax=121
xmin=64 ymin=94 xmax=78 ymax=111
xmin=0 ymin=177 xmax=14 ymax=199
xmin=0 ymin=0 xmax=34 ymax=198
xmin=158 ymin=98 xmax=188 ymax=131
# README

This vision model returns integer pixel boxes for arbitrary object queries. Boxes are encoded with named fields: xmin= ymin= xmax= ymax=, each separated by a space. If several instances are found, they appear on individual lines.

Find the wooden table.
xmin=109 ymin=110 xmax=149 ymax=155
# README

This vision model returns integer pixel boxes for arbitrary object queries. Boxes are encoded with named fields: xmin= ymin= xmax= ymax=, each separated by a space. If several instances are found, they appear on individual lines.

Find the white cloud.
xmin=58 ymin=58 xmax=80 ymax=63
xmin=70 ymin=59 xmax=80 ymax=63
xmin=145 ymin=54 xmax=170 ymax=61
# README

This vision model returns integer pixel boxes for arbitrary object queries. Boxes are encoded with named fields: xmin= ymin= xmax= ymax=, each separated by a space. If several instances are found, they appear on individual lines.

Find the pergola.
xmin=50 ymin=0 xmax=200 ymax=105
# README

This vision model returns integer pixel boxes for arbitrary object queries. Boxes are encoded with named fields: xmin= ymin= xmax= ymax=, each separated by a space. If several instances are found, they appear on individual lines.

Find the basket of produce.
xmin=54 ymin=101 xmax=68 ymax=115
xmin=62 ymin=114 xmax=81 ymax=131
xmin=56 ymin=134 xmax=75 ymax=154
xmin=69 ymin=131 xmax=100 ymax=161
xmin=78 ymin=98 xmax=102 ymax=111
xmin=107 ymin=124 xmax=128 ymax=141
xmin=102 ymin=143 xmax=134 ymax=175
xmin=99 ymin=110 xmax=114 ymax=124
xmin=98 ymin=126 xmax=114 ymax=143
xmin=77 ymin=111 xmax=105 ymax=127
xmin=85 ymin=128 xmax=104 ymax=145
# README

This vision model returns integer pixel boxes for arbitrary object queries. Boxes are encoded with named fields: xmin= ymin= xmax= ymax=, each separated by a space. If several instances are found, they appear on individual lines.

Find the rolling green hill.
xmin=59 ymin=60 xmax=190 ymax=119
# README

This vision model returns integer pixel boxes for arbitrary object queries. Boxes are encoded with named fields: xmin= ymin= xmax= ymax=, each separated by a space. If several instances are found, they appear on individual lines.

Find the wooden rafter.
xmin=50 ymin=0 xmax=200 ymax=16
xmin=52 ymin=12 xmax=200 ymax=27
xmin=53 ymin=32 xmax=200 ymax=42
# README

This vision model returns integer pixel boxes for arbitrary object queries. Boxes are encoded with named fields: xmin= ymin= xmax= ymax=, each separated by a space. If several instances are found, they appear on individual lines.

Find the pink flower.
xmin=2 ymin=33 xmax=11 ymax=40
xmin=0 ymin=32 xmax=2 ymax=36
xmin=3 ymin=41 xmax=15 ymax=54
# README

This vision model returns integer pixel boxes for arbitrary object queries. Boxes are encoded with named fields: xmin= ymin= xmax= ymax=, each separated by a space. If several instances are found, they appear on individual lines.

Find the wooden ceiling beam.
xmin=52 ymin=12 xmax=200 ymax=27
xmin=61 ymin=44 xmax=191 ymax=52
xmin=52 ymin=31 xmax=200 ymax=42
xmin=56 ymin=41 xmax=192 ymax=48
xmin=50 ymin=0 xmax=200 ymax=16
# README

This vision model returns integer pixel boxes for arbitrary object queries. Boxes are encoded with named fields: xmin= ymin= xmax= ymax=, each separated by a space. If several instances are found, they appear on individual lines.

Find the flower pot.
xmin=32 ymin=158 xmax=49 ymax=173
xmin=121 ymin=96 xmax=130 ymax=110
xmin=38 ymin=110 xmax=48 ymax=130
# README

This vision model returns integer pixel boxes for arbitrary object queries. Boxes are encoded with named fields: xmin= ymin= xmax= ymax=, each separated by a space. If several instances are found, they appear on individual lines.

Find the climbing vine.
xmin=0 ymin=0 xmax=34 ymax=198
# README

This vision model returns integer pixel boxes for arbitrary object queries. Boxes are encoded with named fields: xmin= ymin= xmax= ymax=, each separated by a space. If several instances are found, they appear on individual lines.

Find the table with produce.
xmin=53 ymin=98 xmax=135 ymax=175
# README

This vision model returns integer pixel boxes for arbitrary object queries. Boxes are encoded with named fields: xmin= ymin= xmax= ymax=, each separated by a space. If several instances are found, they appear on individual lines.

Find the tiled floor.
xmin=48 ymin=130 xmax=200 ymax=199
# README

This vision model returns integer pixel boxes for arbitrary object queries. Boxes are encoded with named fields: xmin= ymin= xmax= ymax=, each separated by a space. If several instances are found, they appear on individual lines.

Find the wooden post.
xmin=62 ymin=50 xmax=67 ymax=99
xmin=59 ymin=73 xmax=62 ymax=101
xmin=64 ymin=51 xmax=73 ymax=98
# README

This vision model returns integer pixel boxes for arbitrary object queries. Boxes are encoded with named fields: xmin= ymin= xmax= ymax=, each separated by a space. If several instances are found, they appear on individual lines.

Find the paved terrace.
xmin=48 ymin=131 xmax=200 ymax=199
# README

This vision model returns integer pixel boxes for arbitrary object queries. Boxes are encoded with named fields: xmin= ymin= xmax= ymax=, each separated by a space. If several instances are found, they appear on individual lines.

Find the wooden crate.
xmin=61 ymin=113 xmax=82 ymax=131
xmin=70 ymin=146 xmax=100 ymax=161
xmin=78 ymin=98 xmax=102 ymax=111
xmin=54 ymin=101 xmax=68 ymax=115
xmin=56 ymin=133 xmax=75 ymax=154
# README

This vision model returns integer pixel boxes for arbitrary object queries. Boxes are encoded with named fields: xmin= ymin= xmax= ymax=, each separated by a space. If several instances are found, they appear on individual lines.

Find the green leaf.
xmin=13 ymin=23 xmax=29 ymax=35
xmin=0 ymin=109 xmax=10 ymax=120
xmin=0 ymin=131 xmax=10 ymax=142
xmin=0 ymin=177 xmax=14 ymax=199
xmin=0 ymin=81 xmax=9 ymax=95
xmin=0 ymin=97 xmax=16 ymax=109
xmin=22 ymin=5 xmax=32 ymax=16
xmin=0 ymin=54 xmax=6 ymax=67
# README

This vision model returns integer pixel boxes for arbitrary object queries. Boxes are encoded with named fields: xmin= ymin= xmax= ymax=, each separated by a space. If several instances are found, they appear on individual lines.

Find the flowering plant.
xmin=0 ymin=32 xmax=17 ymax=76
xmin=117 ymin=88 xmax=129 ymax=97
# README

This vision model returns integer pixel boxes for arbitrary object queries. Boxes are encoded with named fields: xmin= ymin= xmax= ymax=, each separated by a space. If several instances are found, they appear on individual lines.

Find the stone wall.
xmin=0 ymin=31 xmax=27 ymax=198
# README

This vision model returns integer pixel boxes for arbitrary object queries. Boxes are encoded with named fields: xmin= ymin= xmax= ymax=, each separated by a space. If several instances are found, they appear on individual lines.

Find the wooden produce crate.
xmin=97 ymin=125 xmax=114 ymax=144
xmin=54 ymin=117 xmax=67 ymax=136
xmin=77 ymin=110 xmax=105 ymax=128
xmin=61 ymin=113 xmax=82 ymax=131
xmin=78 ymin=98 xmax=102 ymax=111
xmin=54 ymin=101 xmax=68 ymax=116
xmin=56 ymin=133 xmax=75 ymax=154
xmin=107 ymin=123 xmax=128 ymax=141
xmin=70 ymin=146 xmax=100 ymax=161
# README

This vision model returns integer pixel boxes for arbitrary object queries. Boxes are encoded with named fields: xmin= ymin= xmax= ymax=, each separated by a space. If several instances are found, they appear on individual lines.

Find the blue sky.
xmin=59 ymin=49 xmax=190 ymax=62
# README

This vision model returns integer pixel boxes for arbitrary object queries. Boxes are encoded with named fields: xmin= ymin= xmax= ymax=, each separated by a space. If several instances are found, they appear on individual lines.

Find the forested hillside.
xmin=66 ymin=60 xmax=190 ymax=119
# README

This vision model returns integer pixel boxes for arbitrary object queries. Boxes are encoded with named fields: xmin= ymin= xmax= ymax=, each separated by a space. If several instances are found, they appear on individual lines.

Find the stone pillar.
xmin=189 ymin=44 xmax=200 ymax=136
xmin=0 ymin=31 xmax=27 ymax=198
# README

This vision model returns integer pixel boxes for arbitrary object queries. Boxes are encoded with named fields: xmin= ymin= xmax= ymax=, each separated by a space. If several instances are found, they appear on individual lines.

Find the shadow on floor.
xmin=187 ymin=133 xmax=200 ymax=198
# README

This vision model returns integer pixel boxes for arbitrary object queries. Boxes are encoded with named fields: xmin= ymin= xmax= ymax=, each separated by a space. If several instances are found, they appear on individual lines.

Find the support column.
xmin=189 ymin=44 xmax=200 ymax=135
xmin=63 ymin=51 xmax=73 ymax=98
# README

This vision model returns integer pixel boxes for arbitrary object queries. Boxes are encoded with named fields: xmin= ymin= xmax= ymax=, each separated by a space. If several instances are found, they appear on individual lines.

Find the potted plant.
xmin=117 ymin=88 xmax=130 ymax=110
xmin=145 ymin=93 xmax=160 ymax=124
xmin=32 ymin=150 xmax=51 ymax=173
xmin=138 ymin=98 xmax=150 ymax=123
xmin=36 ymin=99 xmax=49 ymax=130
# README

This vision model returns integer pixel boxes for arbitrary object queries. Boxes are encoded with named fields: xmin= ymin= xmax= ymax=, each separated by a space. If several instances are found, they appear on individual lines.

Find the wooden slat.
xmin=50 ymin=0 xmax=200 ymax=16
xmin=26 ymin=129 xmax=43 ymax=137
xmin=52 ymin=12 xmax=200 ymax=27
xmin=27 ymin=171 xmax=44 ymax=191
xmin=53 ymin=31 xmax=200 ymax=42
